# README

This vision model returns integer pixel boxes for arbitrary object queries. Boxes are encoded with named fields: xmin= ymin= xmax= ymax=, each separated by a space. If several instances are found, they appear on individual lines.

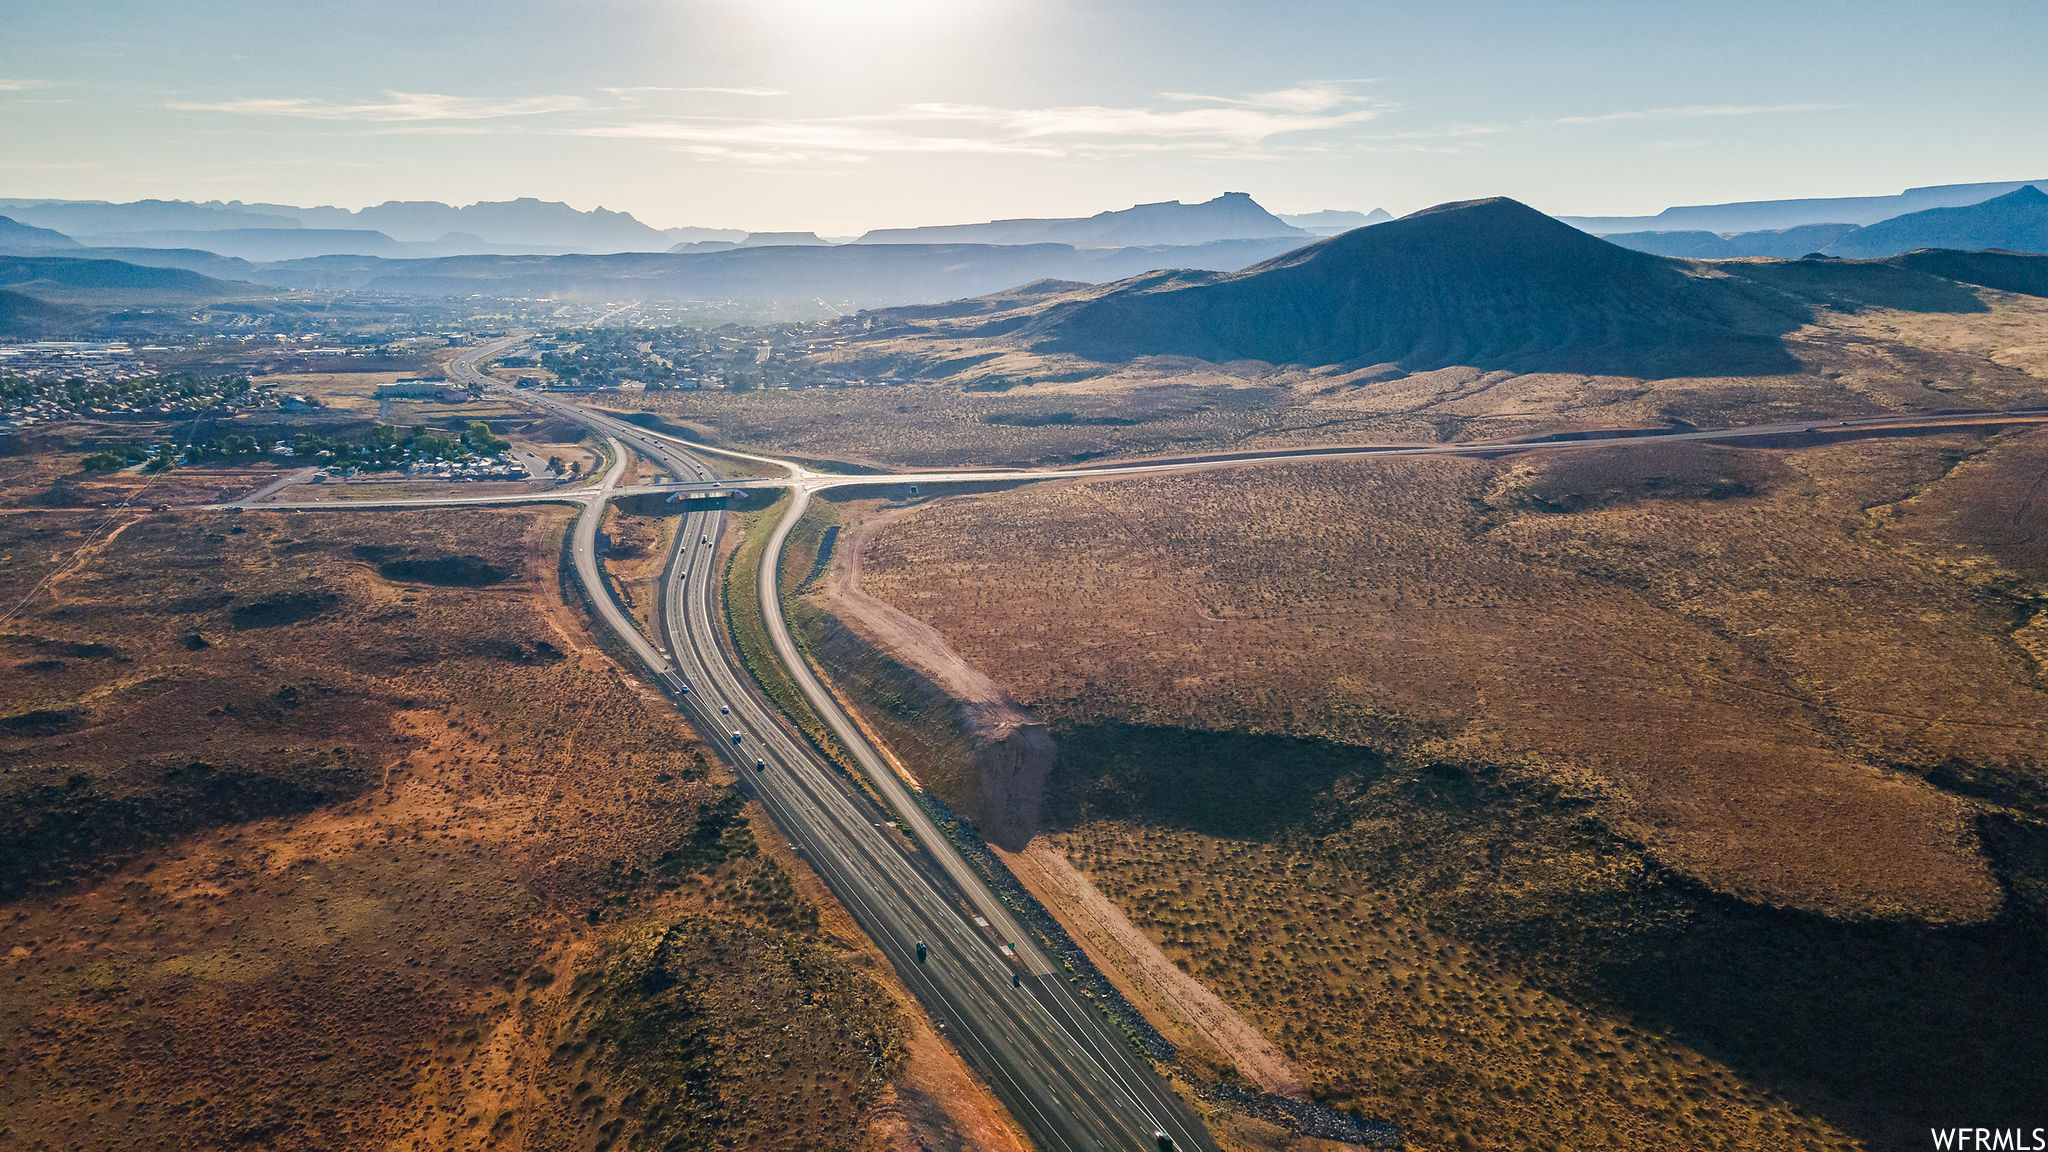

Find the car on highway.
xmin=731 ymin=731 xmax=743 ymax=744
xmin=721 ymin=704 xmax=730 ymax=714
xmin=755 ymin=758 xmax=766 ymax=770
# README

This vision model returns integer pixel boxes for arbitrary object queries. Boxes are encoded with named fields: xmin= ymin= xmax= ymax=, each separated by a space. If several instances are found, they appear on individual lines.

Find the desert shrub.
xmin=566 ymin=917 xmax=904 ymax=1151
xmin=1515 ymin=443 xmax=1785 ymax=512
xmin=230 ymin=590 xmax=340 ymax=630
xmin=377 ymin=555 xmax=512 ymax=587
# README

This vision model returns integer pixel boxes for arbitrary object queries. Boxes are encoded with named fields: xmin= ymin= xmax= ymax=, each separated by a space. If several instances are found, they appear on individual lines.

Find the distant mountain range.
xmin=5 ymin=183 xmax=2042 ymax=268
xmin=323 ymin=198 xmax=670 ymax=248
xmin=0 ymin=193 xmax=1379 ymax=262
xmin=0 ymin=233 xmax=1334 ymax=337
xmin=1279 ymin=208 xmax=1393 ymax=236
xmin=1602 ymin=185 xmax=2048 ymax=260
xmin=232 ymin=237 xmax=1315 ymax=303
xmin=666 ymin=231 xmax=836 ymax=253
xmin=1563 ymin=179 xmax=2047 ymax=235
xmin=852 ymin=193 xmax=1309 ymax=247
xmin=0 ymin=197 xmax=699 ymax=255
xmin=1599 ymin=224 xmax=1861 ymax=260
xmin=833 ymin=198 xmax=2048 ymax=389
xmin=7 ymin=184 xmax=2047 ymax=341
xmin=0 ymin=199 xmax=1322 ymax=313
xmin=1823 ymin=185 xmax=2048 ymax=259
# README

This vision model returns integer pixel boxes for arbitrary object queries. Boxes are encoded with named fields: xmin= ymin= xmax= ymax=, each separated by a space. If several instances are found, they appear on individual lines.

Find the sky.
xmin=2 ymin=0 xmax=2044 ymax=234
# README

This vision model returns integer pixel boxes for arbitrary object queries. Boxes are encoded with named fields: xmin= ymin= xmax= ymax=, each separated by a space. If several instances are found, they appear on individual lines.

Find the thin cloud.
xmin=170 ymin=91 xmax=586 ymax=121
xmin=587 ymin=118 xmax=1055 ymax=157
xmin=882 ymin=98 xmax=1380 ymax=144
xmin=0 ymin=79 xmax=56 ymax=92
xmin=1159 ymin=83 xmax=1368 ymax=114
xmin=601 ymin=86 xmax=789 ymax=98
xmin=1551 ymin=102 xmax=1849 ymax=126
xmin=581 ymin=84 xmax=1383 ymax=163
xmin=1339 ymin=102 xmax=1848 ymax=155
xmin=683 ymin=86 xmax=788 ymax=98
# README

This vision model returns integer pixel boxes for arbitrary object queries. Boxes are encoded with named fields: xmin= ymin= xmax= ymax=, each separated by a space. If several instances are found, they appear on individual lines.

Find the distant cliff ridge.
xmin=854 ymin=192 xmax=1308 ymax=247
xmin=1562 ymin=178 xmax=2048 ymax=234
xmin=1603 ymin=186 xmax=2048 ymax=260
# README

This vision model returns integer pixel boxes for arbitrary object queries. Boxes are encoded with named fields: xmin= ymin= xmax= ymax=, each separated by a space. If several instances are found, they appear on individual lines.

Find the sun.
xmin=747 ymin=0 xmax=996 ymax=46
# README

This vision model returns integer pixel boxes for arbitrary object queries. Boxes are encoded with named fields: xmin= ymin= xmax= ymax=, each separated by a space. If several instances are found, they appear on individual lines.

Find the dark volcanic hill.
xmin=1024 ymin=197 xmax=1810 ymax=377
xmin=0 ymin=288 xmax=78 ymax=337
xmin=0 ymin=255 xmax=251 ymax=301
xmin=1824 ymin=185 xmax=2048 ymax=258
xmin=0 ymin=256 xmax=258 ymax=336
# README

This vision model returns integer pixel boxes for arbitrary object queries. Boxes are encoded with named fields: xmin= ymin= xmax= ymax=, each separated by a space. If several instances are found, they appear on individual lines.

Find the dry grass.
xmin=818 ymin=429 xmax=2048 ymax=1150
xmin=0 ymin=491 xmax=1003 ymax=1151
xmin=384 ymin=396 xmax=530 ymax=426
xmin=602 ymin=289 xmax=2048 ymax=471
xmin=260 ymin=370 xmax=406 ymax=415
xmin=599 ymin=499 xmax=678 ymax=651
xmin=1056 ymin=822 xmax=1843 ymax=1152
xmin=856 ymin=435 xmax=2048 ymax=919
xmin=0 ymin=442 xmax=307 ymax=510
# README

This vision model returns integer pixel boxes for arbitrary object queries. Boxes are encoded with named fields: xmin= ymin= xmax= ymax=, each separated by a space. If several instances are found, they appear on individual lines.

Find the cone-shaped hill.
xmin=1019 ymin=197 xmax=1814 ymax=378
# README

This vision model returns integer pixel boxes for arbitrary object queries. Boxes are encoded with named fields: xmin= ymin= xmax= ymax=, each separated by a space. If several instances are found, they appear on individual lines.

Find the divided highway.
xmin=504 ymin=387 xmax=1220 ymax=1152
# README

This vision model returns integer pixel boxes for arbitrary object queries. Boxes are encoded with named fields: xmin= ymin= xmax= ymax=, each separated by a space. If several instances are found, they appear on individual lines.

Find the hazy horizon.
xmin=3 ymin=0 xmax=2044 ymax=234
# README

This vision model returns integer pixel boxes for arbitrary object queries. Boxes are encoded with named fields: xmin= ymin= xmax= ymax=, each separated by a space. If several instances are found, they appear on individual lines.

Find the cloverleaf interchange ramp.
xmin=226 ymin=338 xmax=2048 ymax=1150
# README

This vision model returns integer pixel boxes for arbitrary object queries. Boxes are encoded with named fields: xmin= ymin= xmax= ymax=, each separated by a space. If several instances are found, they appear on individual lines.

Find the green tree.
xmin=463 ymin=421 xmax=507 ymax=453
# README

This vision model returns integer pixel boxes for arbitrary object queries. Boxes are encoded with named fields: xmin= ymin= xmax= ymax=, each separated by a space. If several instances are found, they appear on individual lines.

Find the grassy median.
xmin=719 ymin=491 xmax=857 ymax=769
